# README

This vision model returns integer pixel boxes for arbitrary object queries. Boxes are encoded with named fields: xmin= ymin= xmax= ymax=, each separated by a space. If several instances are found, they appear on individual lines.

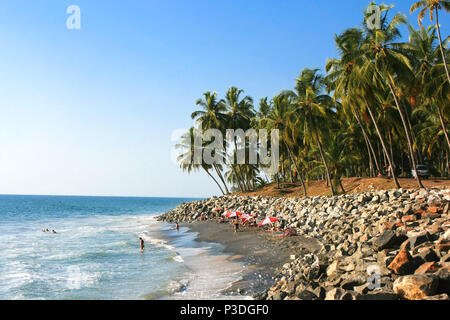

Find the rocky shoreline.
xmin=157 ymin=188 xmax=450 ymax=300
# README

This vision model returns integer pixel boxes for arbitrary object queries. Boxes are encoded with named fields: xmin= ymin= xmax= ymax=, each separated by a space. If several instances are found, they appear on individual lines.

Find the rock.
xmin=341 ymin=278 xmax=365 ymax=291
xmin=402 ymin=215 xmax=417 ymax=223
xmin=373 ymin=230 xmax=399 ymax=252
xmin=419 ymin=247 xmax=439 ymax=262
xmin=414 ymin=262 xmax=441 ymax=275
xmin=388 ymin=249 xmax=417 ymax=275
xmin=359 ymin=291 xmax=399 ymax=300
xmin=421 ymin=294 xmax=449 ymax=300
xmin=434 ymin=268 xmax=450 ymax=294
xmin=441 ymin=253 xmax=450 ymax=263
xmin=271 ymin=291 xmax=287 ymax=301
xmin=325 ymin=288 xmax=349 ymax=300
xmin=353 ymin=283 xmax=370 ymax=295
xmin=326 ymin=260 xmax=340 ymax=279
xmin=309 ymin=286 xmax=325 ymax=300
xmin=297 ymin=290 xmax=318 ymax=300
xmin=393 ymin=274 xmax=439 ymax=300
xmin=408 ymin=231 xmax=431 ymax=249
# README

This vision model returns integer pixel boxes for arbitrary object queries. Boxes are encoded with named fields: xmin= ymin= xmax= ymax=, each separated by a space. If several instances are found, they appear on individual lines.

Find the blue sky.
xmin=0 ymin=0 xmax=448 ymax=197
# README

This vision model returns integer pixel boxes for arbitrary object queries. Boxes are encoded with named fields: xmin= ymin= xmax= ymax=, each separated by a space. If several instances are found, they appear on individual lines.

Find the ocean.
xmin=0 ymin=195 xmax=250 ymax=300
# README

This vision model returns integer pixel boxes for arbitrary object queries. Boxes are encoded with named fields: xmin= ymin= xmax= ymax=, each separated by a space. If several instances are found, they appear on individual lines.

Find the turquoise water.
xmin=0 ymin=195 xmax=208 ymax=300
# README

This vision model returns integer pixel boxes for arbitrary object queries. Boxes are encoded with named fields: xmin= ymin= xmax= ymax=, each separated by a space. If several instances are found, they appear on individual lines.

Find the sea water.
xmin=0 ymin=195 xmax=250 ymax=300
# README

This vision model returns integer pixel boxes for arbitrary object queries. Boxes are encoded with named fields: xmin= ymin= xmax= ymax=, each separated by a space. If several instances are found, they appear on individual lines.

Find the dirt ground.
xmin=237 ymin=177 xmax=450 ymax=198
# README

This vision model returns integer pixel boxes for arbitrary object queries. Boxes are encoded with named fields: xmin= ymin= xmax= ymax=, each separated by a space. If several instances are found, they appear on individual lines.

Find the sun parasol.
xmin=258 ymin=217 xmax=280 ymax=227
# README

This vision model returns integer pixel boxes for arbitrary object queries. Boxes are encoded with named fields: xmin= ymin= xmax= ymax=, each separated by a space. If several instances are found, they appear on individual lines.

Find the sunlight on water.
xmin=0 ymin=195 xmax=251 ymax=300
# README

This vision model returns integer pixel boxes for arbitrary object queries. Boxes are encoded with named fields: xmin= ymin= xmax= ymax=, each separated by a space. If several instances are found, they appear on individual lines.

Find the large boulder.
xmin=373 ymin=230 xmax=403 ymax=252
xmin=393 ymin=274 xmax=439 ymax=300
xmin=388 ymin=249 xmax=417 ymax=275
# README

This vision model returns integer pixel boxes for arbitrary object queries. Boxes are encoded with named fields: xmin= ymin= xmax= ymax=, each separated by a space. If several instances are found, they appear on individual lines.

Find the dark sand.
xmin=182 ymin=221 xmax=323 ymax=297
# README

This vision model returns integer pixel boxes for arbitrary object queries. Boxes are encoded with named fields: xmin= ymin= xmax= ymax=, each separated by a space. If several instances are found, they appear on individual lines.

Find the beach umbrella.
xmin=258 ymin=217 xmax=280 ymax=227
xmin=240 ymin=214 xmax=254 ymax=220
xmin=222 ymin=210 xmax=232 ymax=217
xmin=226 ymin=211 xmax=243 ymax=218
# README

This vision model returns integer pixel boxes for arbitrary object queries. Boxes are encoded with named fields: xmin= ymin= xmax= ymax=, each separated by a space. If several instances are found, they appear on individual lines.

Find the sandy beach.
xmin=182 ymin=221 xmax=322 ymax=297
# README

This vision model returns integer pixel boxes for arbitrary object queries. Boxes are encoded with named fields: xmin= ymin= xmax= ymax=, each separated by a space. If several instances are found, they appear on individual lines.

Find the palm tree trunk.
xmin=386 ymin=78 xmax=424 ymax=189
xmin=213 ymin=164 xmax=230 ymax=194
xmin=203 ymin=167 xmax=225 ymax=195
xmin=339 ymin=177 xmax=346 ymax=194
xmin=404 ymin=104 xmax=423 ymax=164
xmin=284 ymin=142 xmax=307 ymax=196
xmin=314 ymin=132 xmax=335 ymax=196
xmin=364 ymin=97 xmax=401 ymax=188
xmin=352 ymin=106 xmax=381 ymax=175
xmin=232 ymin=140 xmax=247 ymax=192
xmin=437 ymin=104 xmax=450 ymax=152
xmin=388 ymin=130 xmax=394 ymax=165
xmin=435 ymin=8 xmax=450 ymax=85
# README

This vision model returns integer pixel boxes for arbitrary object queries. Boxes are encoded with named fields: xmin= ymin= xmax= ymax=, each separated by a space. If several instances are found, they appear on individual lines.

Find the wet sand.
xmin=182 ymin=221 xmax=323 ymax=297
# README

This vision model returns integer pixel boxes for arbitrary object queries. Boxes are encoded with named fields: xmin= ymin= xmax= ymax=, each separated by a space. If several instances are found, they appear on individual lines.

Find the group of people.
xmin=42 ymin=228 xmax=57 ymax=234
xmin=225 ymin=216 xmax=258 ymax=233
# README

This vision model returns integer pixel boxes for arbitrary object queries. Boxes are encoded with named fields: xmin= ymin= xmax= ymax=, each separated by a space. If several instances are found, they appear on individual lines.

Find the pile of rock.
xmin=158 ymin=188 xmax=450 ymax=300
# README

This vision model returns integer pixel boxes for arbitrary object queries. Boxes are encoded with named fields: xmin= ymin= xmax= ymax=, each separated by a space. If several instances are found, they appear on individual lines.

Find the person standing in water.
xmin=233 ymin=218 xmax=239 ymax=233
xmin=139 ymin=237 xmax=145 ymax=251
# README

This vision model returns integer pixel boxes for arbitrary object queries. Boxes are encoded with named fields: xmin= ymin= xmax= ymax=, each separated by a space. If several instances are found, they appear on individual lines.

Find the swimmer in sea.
xmin=139 ymin=237 xmax=145 ymax=251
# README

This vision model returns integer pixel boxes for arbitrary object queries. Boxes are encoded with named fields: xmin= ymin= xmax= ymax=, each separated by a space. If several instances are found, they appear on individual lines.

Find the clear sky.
xmin=0 ymin=0 xmax=448 ymax=198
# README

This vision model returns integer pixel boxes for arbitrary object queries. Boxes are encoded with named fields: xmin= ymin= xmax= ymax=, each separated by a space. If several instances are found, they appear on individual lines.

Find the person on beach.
xmin=233 ymin=218 xmax=239 ymax=233
xmin=139 ymin=237 xmax=145 ymax=251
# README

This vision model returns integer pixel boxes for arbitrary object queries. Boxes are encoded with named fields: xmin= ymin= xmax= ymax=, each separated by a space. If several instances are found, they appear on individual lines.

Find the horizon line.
xmin=0 ymin=193 xmax=205 ymax=199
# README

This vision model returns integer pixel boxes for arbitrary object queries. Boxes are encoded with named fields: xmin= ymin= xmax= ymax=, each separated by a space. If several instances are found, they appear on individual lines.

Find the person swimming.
xmin=139 ymin=237 xmax=145 ymax=251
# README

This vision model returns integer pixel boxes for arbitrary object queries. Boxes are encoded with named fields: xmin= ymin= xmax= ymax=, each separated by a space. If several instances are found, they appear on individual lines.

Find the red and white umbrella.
xmin=240 ymin=214 xmax=254 ymax=220
xmin=222 ymin=210 xmax=232 ymax=217
xmin=226 ymin=211 xmax=243 ymax=218
xmin=258 ymin=217 xmax=280 ymax=226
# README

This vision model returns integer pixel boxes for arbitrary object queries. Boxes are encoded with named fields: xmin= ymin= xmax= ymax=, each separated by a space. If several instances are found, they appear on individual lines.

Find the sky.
xmin=0 ymin=0 xmax=448 ymax=198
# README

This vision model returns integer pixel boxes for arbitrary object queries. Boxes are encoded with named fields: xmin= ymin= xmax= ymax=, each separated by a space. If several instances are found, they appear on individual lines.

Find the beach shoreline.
xmin=158 ymin=189 xmax=450 ymax=300
xmin=178 ymin=221 xmax=323 ymax=298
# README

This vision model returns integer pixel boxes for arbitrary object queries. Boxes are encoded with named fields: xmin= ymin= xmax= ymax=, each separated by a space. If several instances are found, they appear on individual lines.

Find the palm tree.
xmin=326 ymin=28 xmax=382 ymax=177
xmin=401 ymin=25 xmax=450 ymax=153
xmin=286 ymin=68 xmax=336 ymax=196
xmin=410 ymin=0 xmax=450 ymax=84
xmin=191 ymin=92 xmax=230 ymax=193
xmin=260 ymin=94 xmax=308 ymax=196
xmin=322 ymin=132 xmax=360 ymax=194
xmin=362 ymin=3 xmax=425 ymax=188
xmin=224 ymin=87 xmax=255 ymax=192
xmin=176 ymin=127 xmax=225 ymax=195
